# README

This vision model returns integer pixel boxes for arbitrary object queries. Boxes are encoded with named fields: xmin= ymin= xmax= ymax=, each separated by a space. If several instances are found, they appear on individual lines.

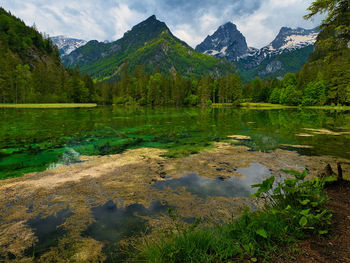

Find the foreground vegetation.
xmin=135 ymin=170 xmax=333 ymax=262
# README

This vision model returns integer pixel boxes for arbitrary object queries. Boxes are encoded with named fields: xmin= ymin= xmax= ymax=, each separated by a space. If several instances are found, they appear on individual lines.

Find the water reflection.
xmin=85 ymin=200 xmax=170 ymax=243
xmin=27 ymin=208 xmax=73 ymax=256
xmin=154 ymin=163 xmax=271 ymax=198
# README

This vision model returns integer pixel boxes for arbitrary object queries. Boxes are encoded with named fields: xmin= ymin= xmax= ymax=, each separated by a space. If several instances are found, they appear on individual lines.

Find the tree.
xmin=304 ymin=0 xmax=350 ymax=40
xmin=14 ymin=64 xmax=31 ymax=103
xmin=147 ymin=73 xmax=162 ymax=106
xmin=302 ymin=80 xmax=327 ymax=105
xmin=231 ymin=74 xmax=242 ymax=106
xmin=269 ymin=88 xmax=282 ymax=104
xmin=251 ymin=77 xmax=263 ymax=102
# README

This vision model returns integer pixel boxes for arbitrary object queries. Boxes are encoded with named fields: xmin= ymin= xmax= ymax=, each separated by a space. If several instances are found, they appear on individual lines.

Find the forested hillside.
xmin=0 ymin=8 xmax=96 ymax=103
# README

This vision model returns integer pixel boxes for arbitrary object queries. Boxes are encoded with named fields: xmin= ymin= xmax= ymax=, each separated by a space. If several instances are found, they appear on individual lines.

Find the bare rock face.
xmin=195 ymin=22 xmax=249 ymax=61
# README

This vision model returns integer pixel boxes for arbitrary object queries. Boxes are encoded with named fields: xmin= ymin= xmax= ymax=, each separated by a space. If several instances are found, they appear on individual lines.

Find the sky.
xmin=1 ymin=0 xmax=323 ymax=48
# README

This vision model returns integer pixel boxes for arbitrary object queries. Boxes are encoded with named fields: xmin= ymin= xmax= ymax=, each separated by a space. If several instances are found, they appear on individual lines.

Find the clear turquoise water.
xmin=0 ymin=106 xmax=349 ymax=179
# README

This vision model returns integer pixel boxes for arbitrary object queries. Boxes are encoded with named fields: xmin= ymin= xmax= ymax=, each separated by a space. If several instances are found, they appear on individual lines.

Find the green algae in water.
xmin=0 ymin=107 xmax=350 ymax=179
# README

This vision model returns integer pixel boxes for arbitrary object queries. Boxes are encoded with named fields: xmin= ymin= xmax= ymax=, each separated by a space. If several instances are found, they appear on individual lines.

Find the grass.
xmin=134 ymin=170 xmax=333 ymax=262
xmin=213 ymin=103 xmax=350 ymax=111
xmin=211 ymin=103 xmax=293 ymax=109
xmin=0 ymin=103 xmax=97 ymax=108
xmin=304 ymin=105 xmax=350 ymax=111
xmin=240 ymin=103 xmax=294 ymax=109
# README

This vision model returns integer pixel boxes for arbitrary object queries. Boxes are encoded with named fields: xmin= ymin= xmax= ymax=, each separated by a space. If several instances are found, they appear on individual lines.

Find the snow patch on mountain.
xmin=51 ymin=35 xmax=87 ymax=56
xmin=280 ymin=33 xmax=318 ymax=50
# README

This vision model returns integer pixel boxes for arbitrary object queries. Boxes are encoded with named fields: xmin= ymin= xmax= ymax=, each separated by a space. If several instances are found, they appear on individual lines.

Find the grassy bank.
xmin=304 ymin=105 xmax=350 ymax=111
xmin=211 ymin=103 xmax=293 ymax=109
xmin=240 ymin=102 xmax=294 ymax=109
xmin=0 ymin=103 xmax=97 ymax=108
xmin=134 ymin=170 xmax=333 ymax=262
xmin=212 ymin=102 xmax=350 ymax=111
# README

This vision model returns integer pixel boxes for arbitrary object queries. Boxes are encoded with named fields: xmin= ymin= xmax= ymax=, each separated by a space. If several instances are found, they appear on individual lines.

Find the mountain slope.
xmin=51 ymin=35 xmax=87 ymax=57
xmin=0 ymin=8 xmax=95 ymax=103
xmin=196 ymin=23 xmax=318 ymax=80
xmin=239 ymin=46 xmax=314 ymax=80
xmin=62 ymin=15 xmax=236 ymax=80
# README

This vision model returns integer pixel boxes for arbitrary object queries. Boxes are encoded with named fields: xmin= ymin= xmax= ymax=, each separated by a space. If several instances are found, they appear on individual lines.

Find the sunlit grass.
xmin=240 ymin=102 xmax=293 ymax=109
xmin=304 ymin=105 xmax=350 ymax=111
xmin=0 ymin=103 xmax=97 ymax=108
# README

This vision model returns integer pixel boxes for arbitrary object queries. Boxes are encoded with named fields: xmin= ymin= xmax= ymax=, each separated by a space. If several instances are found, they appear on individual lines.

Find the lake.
xmin=0 ymin=106 xmax=349 ymax=261
xmin=1 ymin=106 xmax=349 ymax=179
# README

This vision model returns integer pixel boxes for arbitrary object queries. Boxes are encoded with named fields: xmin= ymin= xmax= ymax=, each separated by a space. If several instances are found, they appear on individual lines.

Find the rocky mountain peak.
xmin=195 ymin=22 xmax=249 ymax=61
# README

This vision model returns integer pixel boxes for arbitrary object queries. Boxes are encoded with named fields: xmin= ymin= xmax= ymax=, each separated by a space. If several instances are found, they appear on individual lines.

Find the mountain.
xmin=195 ymin=22 xmax=249 ymax=61
xmin=50 ymin=35 xmax=87 ymax=57
xmin=196 ymin=23 xmax=319 ymax=79
xmin=238 ymin=27 xmax=319 ymax=70
xmin=62 ymin=15 xmax=236 ymax=80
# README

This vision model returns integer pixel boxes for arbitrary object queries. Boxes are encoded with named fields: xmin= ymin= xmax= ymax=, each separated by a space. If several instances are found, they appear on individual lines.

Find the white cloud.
xmin=1 ymin=0 xmax=323 ymax=48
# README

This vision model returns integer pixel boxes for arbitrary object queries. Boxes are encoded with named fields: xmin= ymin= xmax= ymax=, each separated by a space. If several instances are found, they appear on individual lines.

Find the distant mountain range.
xmin=50 ymin=35 xmax=87 ymax=57
xmin=58 ymin=17 xmax=319 ymax=80
xmin=61 ymin=15 xmax=236 ymax=80
xmin=195 ymin=23 xmax=319 ymax=79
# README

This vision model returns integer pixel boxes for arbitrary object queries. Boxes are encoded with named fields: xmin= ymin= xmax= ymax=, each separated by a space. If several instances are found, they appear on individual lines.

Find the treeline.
xmin=244 ymin=57 xmax=349 ymax=106
xmin=96 ymin=62 xmax=242 ymax=106
xmin=0 ymin=8 xmax=96 ymax=103
xmin=243 ymin=73 xmax=336 ymax=106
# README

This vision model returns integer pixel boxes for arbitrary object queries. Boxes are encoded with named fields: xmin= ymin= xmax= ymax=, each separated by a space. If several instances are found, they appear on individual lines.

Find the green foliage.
xmin=279 ymin=86 xmax=302 ymax=106
xmin=304 ymin=0 xmax=350 ymax=40
xmin=302 ymin=80 xmax=327 ymax=105
xmin=184 ymin=94 xmax=198 ymax=106
xmin=268 ymin=88 xmax=282 ymax=104
xmin=135 ymin=170 xmax=332 ymax=262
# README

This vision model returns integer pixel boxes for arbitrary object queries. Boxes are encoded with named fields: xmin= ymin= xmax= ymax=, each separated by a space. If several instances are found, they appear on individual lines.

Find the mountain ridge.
xmin=196 ymin=23 xmax=319 ymax=79
xmin=62 ymin=15 xmax=236 ymax=80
